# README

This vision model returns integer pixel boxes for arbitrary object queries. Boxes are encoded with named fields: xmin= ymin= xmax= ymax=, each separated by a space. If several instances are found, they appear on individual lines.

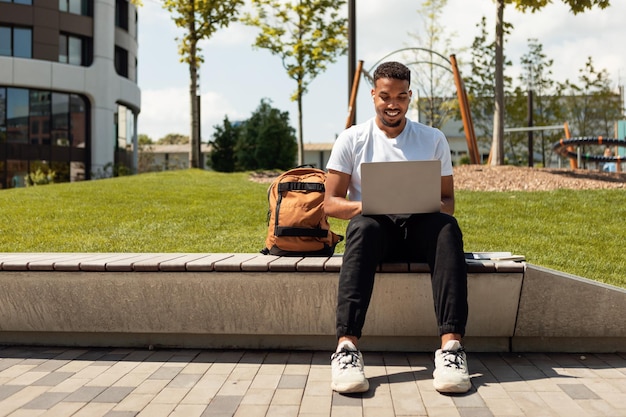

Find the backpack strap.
xmin=274 ymin=226 xmax=329 ymax=238
xmin=277 ymin=182 xmax=325 ymax=193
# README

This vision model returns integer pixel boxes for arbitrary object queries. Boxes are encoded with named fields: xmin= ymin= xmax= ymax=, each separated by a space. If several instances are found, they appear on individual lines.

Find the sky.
xmin=136 ymin=0 xmax=626 ymax=144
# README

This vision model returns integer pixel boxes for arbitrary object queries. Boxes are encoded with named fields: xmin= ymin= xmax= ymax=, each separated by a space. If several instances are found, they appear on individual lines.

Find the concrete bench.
xmin=0 ymin=252 xmax=624 ymax=353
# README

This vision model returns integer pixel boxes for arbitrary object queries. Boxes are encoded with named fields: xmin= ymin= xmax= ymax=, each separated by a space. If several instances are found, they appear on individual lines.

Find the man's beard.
xmin=381 ymin=116 xmax=403 ymax=128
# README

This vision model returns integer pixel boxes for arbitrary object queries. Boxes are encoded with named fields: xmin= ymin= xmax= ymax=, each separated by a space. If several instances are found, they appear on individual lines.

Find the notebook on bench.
xmin=360 ymin=160 xmax=441 ymax=215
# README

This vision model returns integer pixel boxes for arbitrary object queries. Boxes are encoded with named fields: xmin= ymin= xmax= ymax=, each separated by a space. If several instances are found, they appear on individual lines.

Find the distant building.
xmin=139 ymin=143 xmax=210 ymax=172
xmin=0 ymin=0 xmax=140 ymax=188
xmin=140 ymin=143 xmax=330 ymax=172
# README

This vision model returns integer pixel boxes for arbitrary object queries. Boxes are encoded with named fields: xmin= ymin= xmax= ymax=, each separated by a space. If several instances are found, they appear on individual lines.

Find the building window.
xmin=29 ymin=90 xmax=51 ymax=145
xmin=134 ymin=8 xmax=138 ymax=39
xmin=0 ymin=26 xmax=32 ymax=58
xmin=115 ymin=0 xmax=129 ymax=31
xmin=6 ymin=88 xmax=28 ymax=143
xmin=0 ymin=27 xmax=9 ymax=57
xmin=69 ymin=94 xmax=87 ymax=149
xmin=0 ymin=87 xmax=89 ymax=187
xmin=1 ymin=0 xmax=33 ymax=5
xmin=59 ymin=0 xmax=92 ymax=16
xmin=0 ymin=88 xmax=6 ymax=144
xmin=114 ymin=46 xmax=128 ymax=78
xmin=59 ymin=33 xmax=92 ymax=66
xmin=52 ymin=93 xmax=70 ymax=146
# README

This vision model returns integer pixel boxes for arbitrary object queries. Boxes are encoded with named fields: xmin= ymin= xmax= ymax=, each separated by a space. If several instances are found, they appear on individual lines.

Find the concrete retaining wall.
xmin=0 ymin=253 xmax=624 ymax=353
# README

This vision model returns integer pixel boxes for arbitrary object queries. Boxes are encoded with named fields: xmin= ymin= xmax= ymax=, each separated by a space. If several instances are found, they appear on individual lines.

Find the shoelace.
xmin=331 ymin=348 xmax=361 ymax=370
xmin=441 ymin=347 xmax=466 ymax=370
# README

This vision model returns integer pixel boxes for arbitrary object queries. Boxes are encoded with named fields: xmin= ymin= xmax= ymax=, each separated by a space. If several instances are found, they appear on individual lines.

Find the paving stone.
xmin=103 ymin=411 xmax=139 ymax=417
xmin=63 ymin=386 xmax=107 ymax=402
xmin=200 ymin=395 xmax=242 ymax=415
xmin=0 ymin=359 xmax=23 ymax=372
xmin=0 ymin=385 xmax=24 ymax=401
xmin=558 ymin=383 xmax=601 ymax=400
xmin=31 ymin=372 xmax=75 ymax=386
xmin=0 ymin=347 xmax=625 ymax=416
xmin=331 ymin=391 xmax=362 ymax=407
xmin=21 ymin=392 xmax=69 ymax=409
xmin=167 ymin=373 xmax=203 ymax=389
xmin=148 ymin=366 xmax=184 ymax=380
xmin=31 ymin=361 xmax=70 ymax=373
xmin=457 ymin=408 xmax=495 ymax=416
xmin=93 ymin=386 xmax=135 ymax=403
xmin=270 ymin=388 xmax=303 ymax=405
xmin=278 ymin=374 xmax=307 ymax=389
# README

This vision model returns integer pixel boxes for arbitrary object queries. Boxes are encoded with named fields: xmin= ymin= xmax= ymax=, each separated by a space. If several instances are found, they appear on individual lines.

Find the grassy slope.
xmin=1 ymin=169 xmax=624 ymax=288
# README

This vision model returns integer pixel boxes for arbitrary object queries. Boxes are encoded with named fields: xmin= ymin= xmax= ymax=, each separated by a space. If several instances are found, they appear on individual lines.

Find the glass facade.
xmin=0 ymin=27 xmax=10 ymax=56
xmin=0 ymin=26 xmax=32 ymax=58
xmin=59 ymin=0 xmax=91 ymax=16
xmin=1 ymin=0 xmax=33 ymax=5
xmin=114 ymin=46 xmax=128 ymax=78
xmin=59 ymin=34 xmax=91 ymax=66
xmin=0 ymin=87 xmax=89 ymax=188
xmin=1 ymin=0 xmax=139 ymax=185
xmin=114 ymin=103 xmax=134 ymax=174
xmin=115 ymin=0 xmax=129 ymax=30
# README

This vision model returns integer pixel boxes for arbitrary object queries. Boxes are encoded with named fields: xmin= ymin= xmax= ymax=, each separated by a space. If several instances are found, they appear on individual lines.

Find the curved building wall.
xmin=0 ymin=0 xmax=140 ymax=187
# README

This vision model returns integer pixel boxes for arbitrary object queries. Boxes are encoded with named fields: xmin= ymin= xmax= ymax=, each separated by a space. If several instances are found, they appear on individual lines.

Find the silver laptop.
xmin=360 ymin=160 xmax=441 ymax=215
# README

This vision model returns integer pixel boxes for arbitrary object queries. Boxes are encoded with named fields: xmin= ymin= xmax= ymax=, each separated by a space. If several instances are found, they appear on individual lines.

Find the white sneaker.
xmin=330 ymin=341 xmax=369 ymax=393
xmin=433 ymin=340 xmax=471 ymax=393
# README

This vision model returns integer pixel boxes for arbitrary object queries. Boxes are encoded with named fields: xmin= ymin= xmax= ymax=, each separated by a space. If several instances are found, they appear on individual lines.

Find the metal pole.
xmin=348 ymin=0 xmax=356 ymax=126
xmin=197 ymin=94 xmax=203 ymax=169
xmin=528 ymin=89 xmax=533 ymax=167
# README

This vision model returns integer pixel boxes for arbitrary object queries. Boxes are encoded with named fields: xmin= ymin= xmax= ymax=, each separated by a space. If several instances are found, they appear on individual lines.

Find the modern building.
xmin=0 ymin=0 xmax=140 ymax=188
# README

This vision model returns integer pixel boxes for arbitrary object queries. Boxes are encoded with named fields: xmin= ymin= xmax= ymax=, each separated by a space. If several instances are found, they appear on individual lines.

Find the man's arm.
xmin=324 ymin=169 xmax=362 ymax=220
xmin=441 ymin=175 xmax=455 ymax=215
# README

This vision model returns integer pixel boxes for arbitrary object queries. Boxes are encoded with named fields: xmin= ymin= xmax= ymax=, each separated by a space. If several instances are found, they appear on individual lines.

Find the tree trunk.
xmin=188 ymin=7 xmax=201 ymax=169
xmin=297 ymin=91 xmax=304 ymax=166
xmin=490 ymin=0 xmax=505 ymax=165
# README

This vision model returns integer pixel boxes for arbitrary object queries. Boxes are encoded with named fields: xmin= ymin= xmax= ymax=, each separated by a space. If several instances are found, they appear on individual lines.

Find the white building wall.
xmin=89 ymin=0 xmax=140 ymax=173
xmin=0 ymin=0 xmax=141 ymax=177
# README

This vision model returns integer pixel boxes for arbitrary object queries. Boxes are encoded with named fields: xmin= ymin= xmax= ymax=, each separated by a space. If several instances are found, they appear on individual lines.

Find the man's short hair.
xmin=373 ymin=61 xmax=410 ymax=84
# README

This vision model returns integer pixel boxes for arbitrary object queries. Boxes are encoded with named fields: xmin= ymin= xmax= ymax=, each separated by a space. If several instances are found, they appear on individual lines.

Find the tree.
xmin=138 ymin=134 xmax=153 ymax=145
xmin=236 ymin=98 xmax=297 ymax=171
xmin=519 ymin=39 xmax=563 ymax=166
xmin=465 ymin=17 xmax=512 ymax=155
xmin=137 ymin=134 xmax=156 ymax=173
xmin=555 ymin=57 xmax=622 ymax=168
xmin=242 ymin=0 xmax=348 ymax=165
xmin=208 ymin=116 xmax=240 ymax=172
xmin=162 ymin=0 xmax=244 ymax=169
xmin=489 ymin=0 xmax=610 ymax=165
xmin=559 ymin=57 xmax=622 ymax=137
xmin=157 ymin=133 xmax=190 ymax=145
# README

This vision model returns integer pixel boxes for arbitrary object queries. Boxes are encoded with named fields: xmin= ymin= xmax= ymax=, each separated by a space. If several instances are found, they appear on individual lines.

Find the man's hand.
xmin=324 ymin=169 xmax=362 ymax=220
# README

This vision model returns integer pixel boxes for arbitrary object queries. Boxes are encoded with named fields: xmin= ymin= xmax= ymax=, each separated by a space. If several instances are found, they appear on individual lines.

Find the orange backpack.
xmin=262 ymin=166 xmax=343 ymax=256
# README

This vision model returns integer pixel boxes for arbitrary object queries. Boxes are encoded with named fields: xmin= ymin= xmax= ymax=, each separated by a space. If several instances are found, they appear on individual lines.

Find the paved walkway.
xmin=0 ymin=346 xmax=624 ymax=417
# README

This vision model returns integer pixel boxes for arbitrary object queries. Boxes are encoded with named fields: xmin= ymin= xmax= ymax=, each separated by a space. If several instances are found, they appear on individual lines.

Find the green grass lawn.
xmin=1 ymin=169 xmax=624 ymax=288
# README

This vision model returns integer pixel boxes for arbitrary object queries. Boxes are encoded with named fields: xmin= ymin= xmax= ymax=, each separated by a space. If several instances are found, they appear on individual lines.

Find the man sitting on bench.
xmin=324 ymin=61 xmax=471 ymax=395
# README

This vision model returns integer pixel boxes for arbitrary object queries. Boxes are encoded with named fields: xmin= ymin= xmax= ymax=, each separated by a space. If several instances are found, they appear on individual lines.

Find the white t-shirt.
xmin=326 ymin=117 xmax=453 ymax=202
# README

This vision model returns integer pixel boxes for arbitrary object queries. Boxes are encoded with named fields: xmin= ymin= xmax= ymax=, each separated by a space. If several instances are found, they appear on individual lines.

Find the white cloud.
xmin=138 ymin=88 xmax=189 ymax=140
xmin=138 ymin=88 xmax=245 ymax=141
